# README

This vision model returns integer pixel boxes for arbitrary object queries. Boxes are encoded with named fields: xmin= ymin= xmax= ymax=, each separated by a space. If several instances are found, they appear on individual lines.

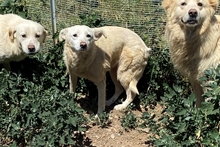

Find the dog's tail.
xmin=129 ymin=81 xmax=139 ymax=95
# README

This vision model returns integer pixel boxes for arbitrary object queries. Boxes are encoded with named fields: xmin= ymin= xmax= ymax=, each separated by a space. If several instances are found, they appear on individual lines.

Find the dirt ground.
xmin=75 ymin=95 xmax=160 ymax=147
xmin=83 ymin=109 xmax=154 ymax=147
xmin=0 ymin=92 xmax=159 ymax=147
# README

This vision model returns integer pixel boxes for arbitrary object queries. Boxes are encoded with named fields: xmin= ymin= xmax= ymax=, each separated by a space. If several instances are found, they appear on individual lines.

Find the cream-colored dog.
xmin=0 ymin=14 xmax=47 ymax=70
xmin=59 ymin=25 xmax=150 ymax=114
xmin=162 ymin=0 xmax=220 ymax=106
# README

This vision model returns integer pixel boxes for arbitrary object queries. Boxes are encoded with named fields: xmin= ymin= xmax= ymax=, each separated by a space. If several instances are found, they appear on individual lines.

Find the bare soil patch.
xmin=84 ymin=110 xmax=152 ymax=147
xmin=76 ymin=95 xmax=163 ymax=147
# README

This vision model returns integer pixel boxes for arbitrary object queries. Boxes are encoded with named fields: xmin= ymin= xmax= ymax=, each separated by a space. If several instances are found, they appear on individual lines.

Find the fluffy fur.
xmin=0 ymin=14 xmax=47 ymax=70
xmin=59 ymin=25 xmax=151 ymax=114
xmin=162 ymin=0 xmax=220 ymax=106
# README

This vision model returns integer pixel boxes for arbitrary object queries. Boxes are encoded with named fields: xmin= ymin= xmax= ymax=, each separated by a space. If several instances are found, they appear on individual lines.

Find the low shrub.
xmin=0 ymin=42 xmax=87 ymax=146
xmin=120 ymin=111 xmax=138 ymax=131
xmin=147 ymin=66 xmax=220 ymax=147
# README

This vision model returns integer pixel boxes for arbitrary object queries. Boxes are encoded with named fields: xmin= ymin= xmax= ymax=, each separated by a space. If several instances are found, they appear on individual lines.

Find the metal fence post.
xmin=50 ymin=0 xmax=57 ymax=46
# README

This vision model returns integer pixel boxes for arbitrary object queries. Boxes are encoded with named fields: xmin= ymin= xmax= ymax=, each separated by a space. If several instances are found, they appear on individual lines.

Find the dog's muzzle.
xmin=187 ymin=9 xmax=198 ymax=24
xmin=27 ymin=44 xmax=37 ymax=55
xmin=28 ymin=44 xmax=36 ymax=53
xmin=182 ymin=9 xmax=199 ymax=26
xmin=188 ymin=9 xmax=198 ymax=18
xmin=79 ymin=42 xmax=87 ymax=51
xmin=181 ymin=9 xmax=199 ymax=26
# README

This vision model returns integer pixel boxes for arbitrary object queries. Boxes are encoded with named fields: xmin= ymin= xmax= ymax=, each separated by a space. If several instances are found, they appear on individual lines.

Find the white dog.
xmin=162 ymin=0 xmax=220 ymax=106
xmin=59 ymin=25 xmax=151 ymax=114
xmin=0 ymin=14 xmax=47 ymax=70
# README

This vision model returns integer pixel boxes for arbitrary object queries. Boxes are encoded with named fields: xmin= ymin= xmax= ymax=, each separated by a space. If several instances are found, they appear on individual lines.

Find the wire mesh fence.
xmin=0 ymin=0 xmax=164 ymax=51
xmin=0 ymin=0 xmax=220 ymax=51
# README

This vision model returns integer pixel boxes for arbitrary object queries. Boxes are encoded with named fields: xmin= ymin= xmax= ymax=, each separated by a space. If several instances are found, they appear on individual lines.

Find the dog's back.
xmin=94 ymin=26 xmax=150 ymax=69
xmin=96 ymin=26 xmax=151 ymax=110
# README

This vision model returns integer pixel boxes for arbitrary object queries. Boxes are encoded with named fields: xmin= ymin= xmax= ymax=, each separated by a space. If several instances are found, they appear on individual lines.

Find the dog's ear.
xmin=42 ymin=29 xmax=48 ymax=43
xmin=162 ymin=0 xmax=173 ymax=12
xmin=59 ymin=28 xmax=69 ymax=41
xmin=8 ymin=28 xmax=16 ymax=42
xmin=210 ymin=0 xmax=219 ymax=11
xmin=93 ymin=28 xmax=107 ymax=40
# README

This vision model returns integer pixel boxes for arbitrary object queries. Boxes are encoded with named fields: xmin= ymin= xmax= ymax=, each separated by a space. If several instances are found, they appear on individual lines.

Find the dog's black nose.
xmin=80 ymin=42 xmax=87 ymax=49
xmin=188 ymin=9 xmax=197 ymax=18
xmin=28 ymin=44 xmax=36 ymax=52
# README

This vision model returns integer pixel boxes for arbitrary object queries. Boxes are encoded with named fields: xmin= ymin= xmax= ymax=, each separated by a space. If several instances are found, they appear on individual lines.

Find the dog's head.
xmin=59 ymin=25 xmax=106 ymax=51
xmin=9 ymin=21 xmax=47 ymax=55
xmin=162 ymin=0 xmax=218 ymax=27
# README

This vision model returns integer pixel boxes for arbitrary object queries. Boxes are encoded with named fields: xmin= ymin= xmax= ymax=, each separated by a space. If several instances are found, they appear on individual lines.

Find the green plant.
xmin=120 ymin=111 xmax=138 ymax=131
xmin=0 ymin=0 xmax=28 ymax=17
xmin=1 ymin=1 xmax=219 ymax=146
xmin=91 ymin=112 xmax=111 ymax=128
xmin=0 ymin=42 xmax=88 ymax=146
xmin=79 ymin=11 xmax=103 ymax=27
xmin=147 ymin=66 xmax=220 ymax=147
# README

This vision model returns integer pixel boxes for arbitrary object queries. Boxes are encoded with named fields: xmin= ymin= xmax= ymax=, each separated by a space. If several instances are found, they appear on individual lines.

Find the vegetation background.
xmin=0 ymin=0 xmax=219 ymax=146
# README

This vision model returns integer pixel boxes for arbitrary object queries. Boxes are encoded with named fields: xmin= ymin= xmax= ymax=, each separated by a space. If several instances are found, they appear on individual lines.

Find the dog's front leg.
xmin=95 ymin=79 xmax=106 ymax=114
xmin=190 ymin=79 xmax=204 ymax=107
xmin=69 ymin=73 xmax=78 ymax=93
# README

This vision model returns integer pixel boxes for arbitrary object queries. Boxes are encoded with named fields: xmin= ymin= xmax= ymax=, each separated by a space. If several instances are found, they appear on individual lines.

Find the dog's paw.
xmin=114 ymin=104 xmax=126 ymax=110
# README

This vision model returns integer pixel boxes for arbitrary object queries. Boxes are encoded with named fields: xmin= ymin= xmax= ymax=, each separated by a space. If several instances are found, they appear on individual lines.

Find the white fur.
xmin=0 ymin=14 xmax=47 ymax=70
xmin=162 ymin=0 xmax=219 ymax=106
xmin=60 ymin=25 xmax=150 ymax=114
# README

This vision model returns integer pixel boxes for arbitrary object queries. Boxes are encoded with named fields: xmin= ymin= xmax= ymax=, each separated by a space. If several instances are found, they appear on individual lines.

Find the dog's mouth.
xmin=27 ymin=52 xmax=37 ymax=55
xmin=25 ymin=51 xmax=39 ymax=55
xmin=182 ymin=19 xmax=198 ymax=26
xmin=78 ymin=47 xmax=88 ymax=51
xmin=187 ymin=19 xmax=198 ymax=25
xmin=80 ymin=47 xmax=88 ymax=50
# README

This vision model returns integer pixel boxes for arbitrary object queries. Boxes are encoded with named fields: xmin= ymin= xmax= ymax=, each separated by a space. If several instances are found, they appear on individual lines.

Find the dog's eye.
xmin=198 ymin=2 xmax=203 ymax=7
xmin=73 ymin=34 xmax=77 ymax=37
xmin=86 ymin=34 xmax=91 ymax=38
xmin=21 ymin=34 xmax=26 ymax=38
xmin=181 ymin=2 xmax=187 ymax=6
xmin=36 ymin=34 xmax=40 ymax=38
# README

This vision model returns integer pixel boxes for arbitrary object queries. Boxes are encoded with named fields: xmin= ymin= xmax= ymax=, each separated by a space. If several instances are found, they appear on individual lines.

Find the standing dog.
xmin=59 ymin=25 xmax=150 ymax=114
xmin=162 ymin=0 xmax=220 ymax=106
xmin=0 ymin=14 xmax=47 ymax=70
